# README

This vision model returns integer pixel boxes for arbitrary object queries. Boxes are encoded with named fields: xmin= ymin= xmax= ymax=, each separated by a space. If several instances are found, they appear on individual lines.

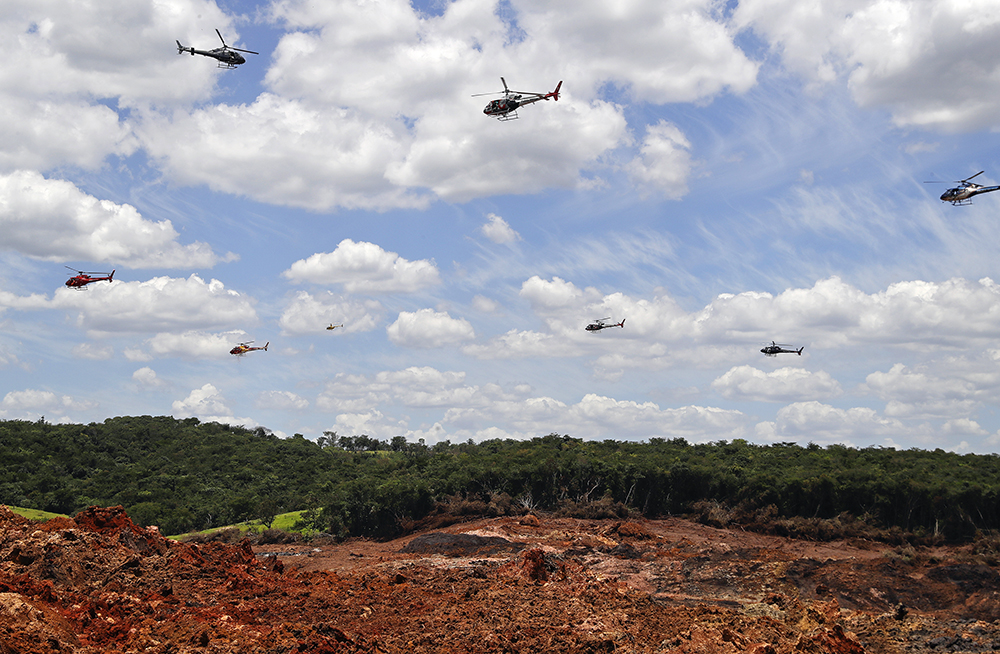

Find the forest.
xmin=2 ymin=415 xmax=999 ymax=541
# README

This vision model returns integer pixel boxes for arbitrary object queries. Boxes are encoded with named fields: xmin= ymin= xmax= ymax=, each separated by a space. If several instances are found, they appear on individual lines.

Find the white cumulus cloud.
xmin=172 ymin=382 xmax=258 ymax=428
xmin=712 ymin=366 xmax=843 ymax=402
xmin=481 ymin=213 xmax=521 ymax=244
xmin=49 ymin=275 xmax=257 ymax=335
xmin=282 ymin=239 xmax=440 ymax=293
xmin=0 ymin=171 xmax=232 ymax=268
xmin=732 ymin=0 xmax=1000 ymax=131
xmin=627 ymin=120 xmax=693 ymax=198
xmin=387 ymin=308 xmax=475 ymax=348
xmin=279 ymin=291 xmax=383 ymax=335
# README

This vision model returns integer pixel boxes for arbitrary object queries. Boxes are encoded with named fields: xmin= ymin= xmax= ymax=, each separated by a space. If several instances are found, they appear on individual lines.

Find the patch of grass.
xmin=6 ymin=506 xmax=68 ymax=522
xmin=170 ymin=510 xmax=309 ymax=541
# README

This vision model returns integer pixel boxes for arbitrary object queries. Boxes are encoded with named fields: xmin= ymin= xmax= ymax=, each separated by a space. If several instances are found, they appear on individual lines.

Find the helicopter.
xmin=230 ymin=341 xmax=268 ymax=356
xmin=760 ymin=341 xmax=803 ymax=357
xmin=326 ymin=323 xmax=344 ymax=331
xmin=65 ymin=267 xmax=115 ymax=289
xmin=585 ymin=317 xmax=625 ymax=332
xmin=176 ymin=29 xmax=258 ymax=69
xmin=925 ymin=171 xmax=1000 ymax=206
xmin=472 ymin=77 xmax=562 ymax=121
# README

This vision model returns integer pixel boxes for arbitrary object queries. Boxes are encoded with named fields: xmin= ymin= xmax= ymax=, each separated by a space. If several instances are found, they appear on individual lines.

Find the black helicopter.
xmin=760 ymin=341 xmax=803 ymax=357
xmin=176 ymin=29 xmax=258 ymax=69
xmin=472 ymin=77 xmax=562 ymax=121
xmin=585 ymin=317 xmax=625 ymax=332
xmin=925 ymin=171 xmax=1000 ymax=206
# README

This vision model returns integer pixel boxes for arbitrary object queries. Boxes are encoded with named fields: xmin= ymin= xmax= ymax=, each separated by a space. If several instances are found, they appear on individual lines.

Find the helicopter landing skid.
xmin=496 ymin=111 xmax=519 ymax=121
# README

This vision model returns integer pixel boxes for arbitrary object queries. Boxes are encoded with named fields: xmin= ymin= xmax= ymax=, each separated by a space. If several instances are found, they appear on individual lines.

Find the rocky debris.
xmin=3 ymin=506 xmax=1000 ymax=653
xmin=400 ymin=532 xmax=525 ymax=557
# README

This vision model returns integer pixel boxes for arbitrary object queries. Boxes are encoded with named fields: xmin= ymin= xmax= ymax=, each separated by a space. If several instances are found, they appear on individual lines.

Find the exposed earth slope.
xmin=1 ymin=505 xmax=999 ymax=653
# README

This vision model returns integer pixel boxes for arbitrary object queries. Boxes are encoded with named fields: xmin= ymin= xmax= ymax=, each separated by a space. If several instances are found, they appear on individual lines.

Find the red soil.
xmin=2 ymin=506 xmax=999 ymax=653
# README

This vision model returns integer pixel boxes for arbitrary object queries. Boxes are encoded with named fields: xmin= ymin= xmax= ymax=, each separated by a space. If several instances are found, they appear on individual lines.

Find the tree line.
xmin=2 ymin=416 xmax=999 ymax=541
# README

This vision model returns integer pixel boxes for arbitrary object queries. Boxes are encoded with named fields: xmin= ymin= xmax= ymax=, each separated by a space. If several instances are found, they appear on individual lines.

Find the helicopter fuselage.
xmin=181 ymin=46 xmax=245 ymax=66
xmin=586 ymin=319 xmax=625 ymax=331
xmin=761 ymin=343 xmax=803 ymax=356
xmin=177 ymin=32 xmax=256 ymax=69
xmin=484 ymin=96 xmax=522 ymax=117
xmin=940 ymin=183 xmax=1000 ymax=205
xmin=477 ymin=80 xmax=561 ymax=120
xmin=65 ymin=269 xmax=114 ymax=288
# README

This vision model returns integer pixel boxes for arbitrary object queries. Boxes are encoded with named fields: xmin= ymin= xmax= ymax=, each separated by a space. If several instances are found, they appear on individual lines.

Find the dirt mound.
xmin=5 ymin=507 xmax=1000 ymax=653
xmin=400 ymin=532 xmax=525 ymax=557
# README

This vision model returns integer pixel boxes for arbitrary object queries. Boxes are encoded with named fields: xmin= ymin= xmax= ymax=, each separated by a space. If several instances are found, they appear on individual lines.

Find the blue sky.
xmin=4 ymin=0 xmax=1000 ymax=452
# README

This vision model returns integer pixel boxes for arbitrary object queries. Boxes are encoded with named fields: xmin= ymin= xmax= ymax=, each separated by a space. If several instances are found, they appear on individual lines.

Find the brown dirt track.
xmin=2 ymin=505 xmax=1000 ymax=653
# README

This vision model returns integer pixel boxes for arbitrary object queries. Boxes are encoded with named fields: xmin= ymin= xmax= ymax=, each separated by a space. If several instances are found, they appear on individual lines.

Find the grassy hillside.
xmin=5 ymin=506 xmax=67 ymax=522
xmin=170 ymin=510 xmax=309 ymax=541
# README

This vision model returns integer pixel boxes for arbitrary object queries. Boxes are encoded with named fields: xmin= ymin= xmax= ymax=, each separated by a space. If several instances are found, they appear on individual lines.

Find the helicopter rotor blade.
xmin=216 ymin=29 xmax=227 ymax=46
xmin=230 ymin=47 xmax=259 ymax=54
xmin=964 ymin=171 xmax=985 ymax=182
xmin=501 ymin=77 xmax=508 ymax=92
xmin=471 ymin=91 xmax=502 ymax=97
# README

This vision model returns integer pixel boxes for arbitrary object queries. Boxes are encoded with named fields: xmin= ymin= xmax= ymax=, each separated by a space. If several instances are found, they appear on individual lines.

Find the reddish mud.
xmin=2 ymin=505 xmax=999 ymax=653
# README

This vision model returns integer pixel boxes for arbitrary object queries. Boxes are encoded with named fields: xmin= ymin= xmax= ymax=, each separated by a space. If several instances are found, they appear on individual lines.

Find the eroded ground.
xmin=2 ymin=506 xmax=999 ymax=653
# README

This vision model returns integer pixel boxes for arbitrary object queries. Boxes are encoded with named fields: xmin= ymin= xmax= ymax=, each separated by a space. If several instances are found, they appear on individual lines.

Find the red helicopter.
xmin=65 ymin=267 xmax=115 ymax=289
xmin=230 ymin=341 xmax=268 ymax=356
xmin=473 ymin=77 xmax=562 ymax=121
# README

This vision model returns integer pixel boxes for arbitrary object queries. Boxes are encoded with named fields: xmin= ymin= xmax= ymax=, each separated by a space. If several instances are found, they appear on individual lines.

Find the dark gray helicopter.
xmin=925 ymin=171 xmax=1000 ymax=206
xmin=176 ymin=29 xmax=258 ymax=69
xmin=760 ymin=341 xmax=803 ymax=357
xmin=585 ymin=317 xmax=625 ymax=332
xmin=472 ymin=77 xmax=562 ymax=121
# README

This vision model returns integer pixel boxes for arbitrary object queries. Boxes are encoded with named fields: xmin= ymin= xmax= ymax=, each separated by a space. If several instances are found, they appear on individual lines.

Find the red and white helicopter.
xmin=65 ymin=267 xmax=115 ymax=289
xmin=473 ymin=77 xmax=562 ymax=121
xmin=230 ymin=341 xmax=268 ymax=356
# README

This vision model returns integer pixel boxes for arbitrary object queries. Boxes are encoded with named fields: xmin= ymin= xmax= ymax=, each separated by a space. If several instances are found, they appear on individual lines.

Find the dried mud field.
xmin=2 ymin=506 xmax=1000 ymax=653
